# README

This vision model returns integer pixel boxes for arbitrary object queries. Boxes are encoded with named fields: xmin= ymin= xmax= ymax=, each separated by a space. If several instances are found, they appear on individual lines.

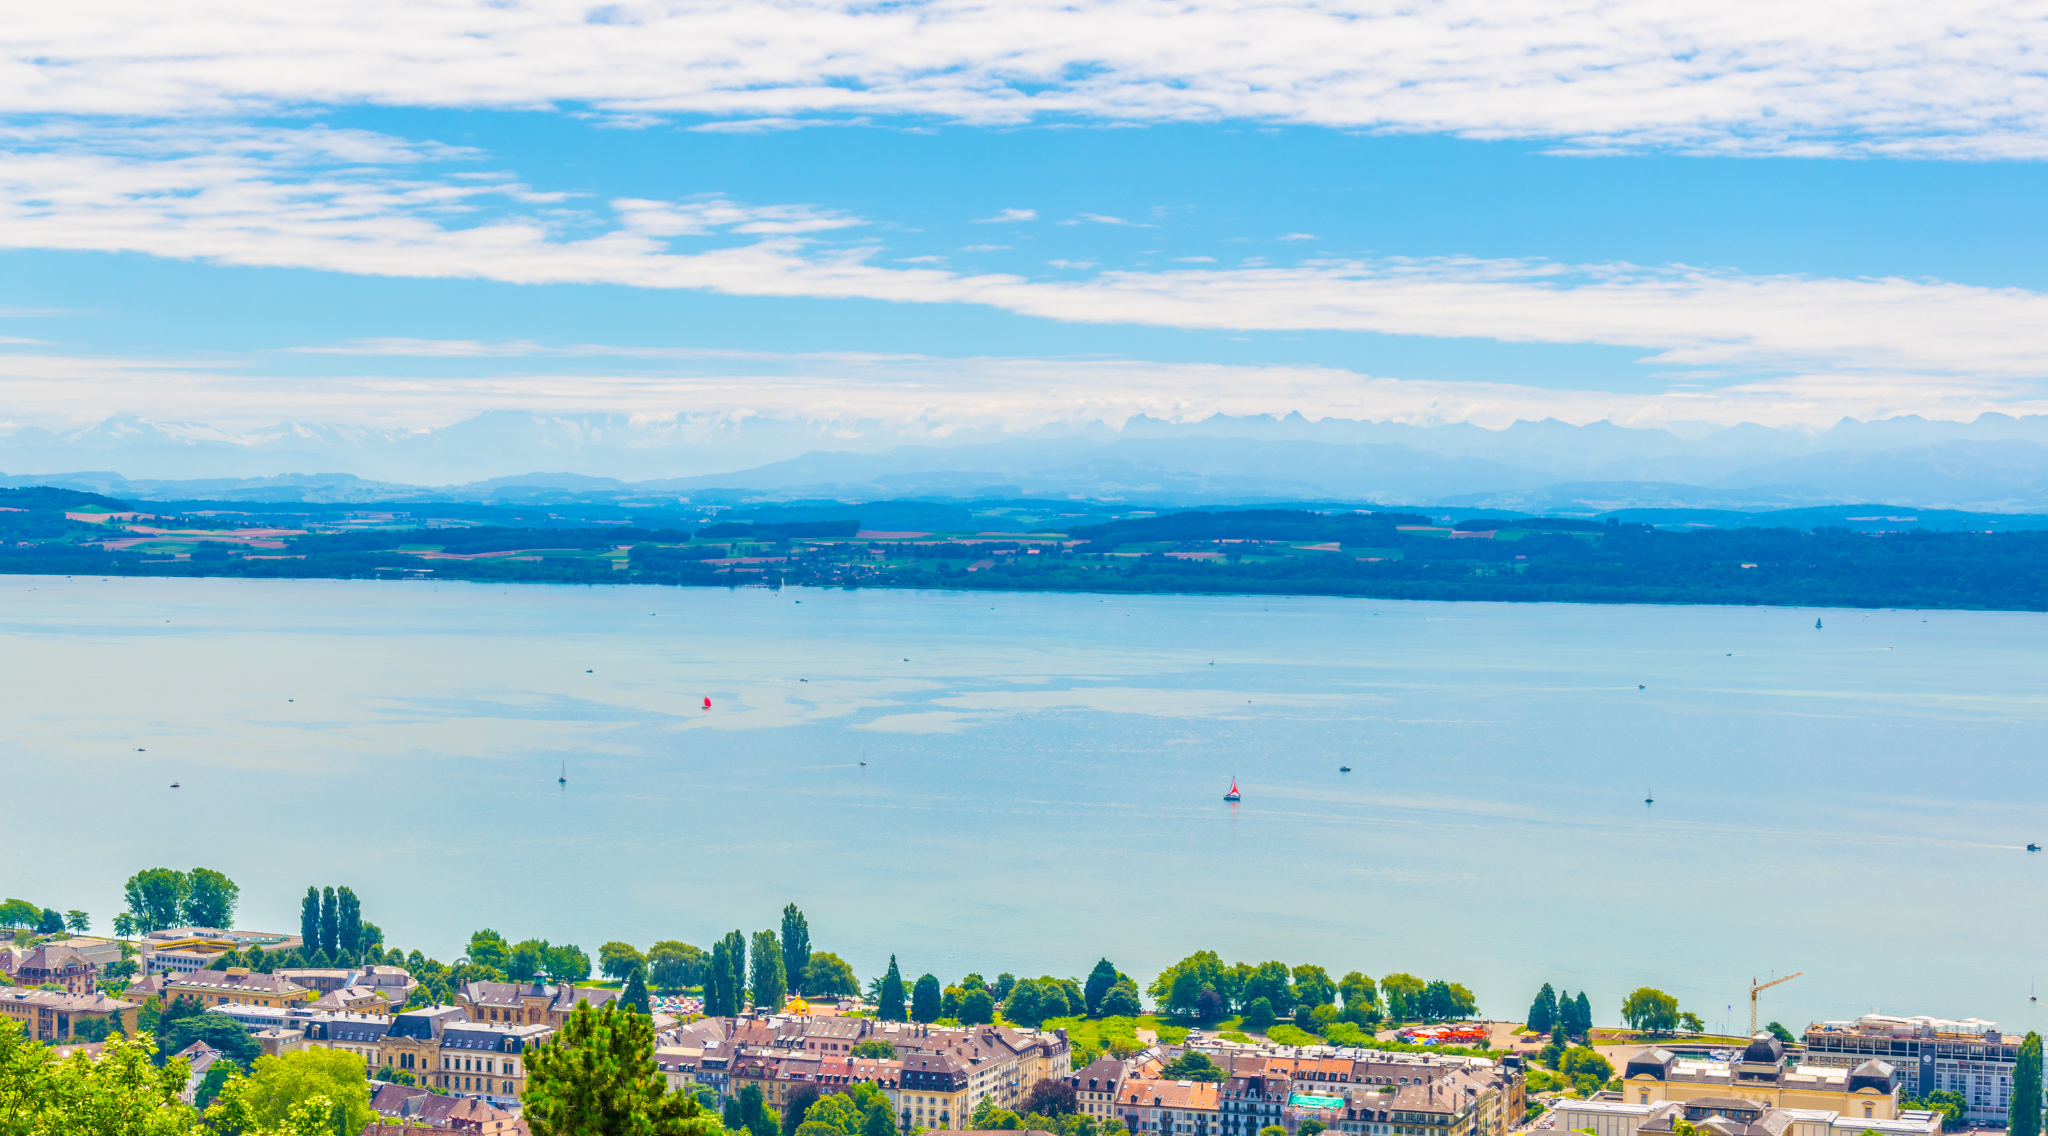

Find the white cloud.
xmin=960 ymin=244 xmax=1010 ymax=251
xmin=1076 ymin=213 xmax=1153 ymax=227
xmin=6 ymin=0 xmax=2048 ymax=155
xmin=972 ymin=209 xmax=1036 ymax=223
xmin=1278 ymin=233 xmax=1317 ymax=242
xmin=1175 ymin=256 xmax=1216 ymax=263
xmin=1047 ymin=259 xmax=1099 ymax=269
xmin=897 ymin=255 xmax=947 ymax=263
xmin=5 ymin=123 xmax=2048 ymax=408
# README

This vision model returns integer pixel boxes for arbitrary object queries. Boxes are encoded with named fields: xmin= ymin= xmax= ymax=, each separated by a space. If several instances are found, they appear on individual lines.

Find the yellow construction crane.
xmin=1750 ymin=972 xmax=1803 ymax=1036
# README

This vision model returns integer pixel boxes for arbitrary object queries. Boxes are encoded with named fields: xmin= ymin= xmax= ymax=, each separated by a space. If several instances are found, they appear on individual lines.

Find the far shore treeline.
xmin=4 ymin=487 xmax=2045 ymax=610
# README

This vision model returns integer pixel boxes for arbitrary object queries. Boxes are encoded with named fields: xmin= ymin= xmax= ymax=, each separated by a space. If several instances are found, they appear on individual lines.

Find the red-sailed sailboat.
xmin=1223 ymin=778 xmax=1241 ymax=801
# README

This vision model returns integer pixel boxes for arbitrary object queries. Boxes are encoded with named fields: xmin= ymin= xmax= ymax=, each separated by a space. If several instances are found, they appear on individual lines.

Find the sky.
xmin=3 ymin=0 xmax=2048 ymax=436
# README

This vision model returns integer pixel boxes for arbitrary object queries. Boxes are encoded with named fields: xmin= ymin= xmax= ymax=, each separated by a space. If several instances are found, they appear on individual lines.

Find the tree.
xmin=862 ymin=1096 xmax=900 ymax=1136
xmin=0 ymin=1020 xmax=193 ymax=1136
xmin=523 ymin=999 xmax=719 ymax=1136
xmin=2013 ymin=1033 xmax=2041 ymax=1136
xmin=1100 ymin=982 xmax=1142 ymax=1018
xmin=1380 ymin=973 xmax=1425 ymax=1021
xmin=1573 ymin=993 xmax=1592 ymax=1037
xmin=335 ymin=887 xmax=361 ymax=955
xmin=737 ymin=1083 xmax=779 ymax=1136
xmin=648 ymin=942 xmax=706 ymax=993
xmin=1242 ymin=998 xmax=1276 ymax=1031
xmin=720 ymin=932 xmax=749 ymax=1010
xmin=781 ymin=906 xmax=811 ymax=994
xmin=1160 ymin=1052 xmax=1224 ymax=1083
xmin=1243 ymin=962 xmax=1295 ymax=1016
xmin=1025 ymin=1079 xmax=1078 ymax=1116
xmin=35 ymin=908 xmax=64 ymax=935
xmin=910 ymin=974 xmax=942 ymax=1023
xmin=750 ymin=931 xmax=786 ymax=1011
xmin=1338 ymin=972 xmax=1376 ymax=1011
xmin=1528 ymin=984 xmax=1558 ymax=1035
xmin=65 ymin=910 xmax=90 ymax=935
xmin=1291 ymin=965 xmax=1336 ymax=1008
xmin=124 ymin=869 xmax=188 ymax=933
xmin=181 ymin=869 xmax=240 ymax=932
xmin=299 ymin=889 xmax=319 ymax=951
xmin=510 ymin=940 xmax=549 ymax=983
xmin=1766 ymin=1021 xmax=1796 ymax=1044
xmin=707 ymin=939 xmax=734 ymax=1016
xmin=1299 ymin=1124 xmax=1326 ymax=1136
xmin=850 ymin=1039 xmax=895 ymax=1059
xmin=233 ymin=1048 xmax=376 ymax=1135
xmin=802 ymin=953 xmax=859 ymax=998
xmin=1622 ymin=988 xmax=1679 ymax=1034
xmin=1260 ymin=1127 xmax=1289 ymax=1136
xmin=113 ymin=911 xmax=138 ymax=939
xmin=0 ymin=899 xmax=39 ymax=929
xmin=548 ymin=944 xmax=593 ymax=983
xmin=469 ymin=929 xmax=510 ymax=971
xmin=1195 ymin=989 xmax=1226 ymax=1023
xmin=1679 ymin=1013 xmax=1705 ymax=1034
xmin=318 ymin=888 xmax=337 ymax=956
xmin=782 ymin=1084 xmax=821 ymax=1136
xmin=878 ymin=956 xmax=906 ymax=1022
xmin=960 ymin=988 xmax=996 ymax=1025
xmin=161 ymin=1012 xmax=263 ymax=1070
xmin=623 ymin=969 xmax=651 ymax=1015
xmin=1085 ymin=959 xmax=1120 ymax=1017
xmin=601 ymin=942 xmax=647 ymax=982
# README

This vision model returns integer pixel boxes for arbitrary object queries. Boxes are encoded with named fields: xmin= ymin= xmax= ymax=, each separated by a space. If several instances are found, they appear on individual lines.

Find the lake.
xmin=4 ymin=574 xmax=2043 ymax=1036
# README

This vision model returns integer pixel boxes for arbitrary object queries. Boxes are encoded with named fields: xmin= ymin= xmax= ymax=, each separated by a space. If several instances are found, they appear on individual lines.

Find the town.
xmin=3 ymin=876 xmax=2035 ymax=1136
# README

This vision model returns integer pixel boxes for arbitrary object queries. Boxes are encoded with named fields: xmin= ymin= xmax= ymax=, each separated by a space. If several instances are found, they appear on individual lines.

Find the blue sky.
xmin=2 ymin=1 xmax=2047 ymax=435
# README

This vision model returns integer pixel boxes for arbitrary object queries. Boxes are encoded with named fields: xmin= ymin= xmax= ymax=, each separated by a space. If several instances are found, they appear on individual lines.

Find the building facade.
xmin=1804 ymin=1016 xmax=2019 ymax=1125
xmin=1624 ymin=1039 xmax=1901 ymax=1123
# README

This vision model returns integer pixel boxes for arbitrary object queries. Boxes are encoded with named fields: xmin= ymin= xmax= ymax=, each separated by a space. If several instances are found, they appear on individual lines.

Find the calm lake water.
xmin=5 ymin=575 xmax=2044 ymax=1035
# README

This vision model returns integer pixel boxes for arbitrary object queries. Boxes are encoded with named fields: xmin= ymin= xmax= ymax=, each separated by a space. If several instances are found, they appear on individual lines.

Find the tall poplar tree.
xmin=750 ymin=930 xmax=786 ymax=1012
xmin=780 ymin=905 xmax=810 ymax=995
xmin=337 ymin=887 xmax=362 ymax=956
xmin=721 ymin=931 xmax=748 ymax=1010
xmin=300 ymin=887 xmax=320 ymax=950
xmin=1573 ymin=992 xmax=1593 ymax=1037
xmin=319 ymin=887 xmax=339 ymax=957
xmin=2014 ymin=1032 xmax=2042 ymax=1136
xmin=879 ymin=956 xmax=906 ymax=1022
xmin=708 ymin=940 xmax=733 ymax=1016
xmin=1528 ymin=983 xmax=1558 ymax=1034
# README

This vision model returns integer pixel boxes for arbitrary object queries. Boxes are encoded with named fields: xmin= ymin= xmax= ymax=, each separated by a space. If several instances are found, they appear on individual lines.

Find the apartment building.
xmin=1118 ymin=1077 xmax=1223 ymax=1136
xmin=1072 ymin=1055 xmax=1134 ymax=1123
xmin=1223 ymin=1068 xmax=1295 ymax=1136
xmin=0 ymin=988 xmax=137 ymax=1041
xmin=1624 ymin=1039 xmax=1901 ymax=1123
xmin=164 ymin=967 xmax=313 ymax=1009
xmin=901 ymin=1051 xmax=972 ymax=1130
xmin=1804 ymin=1015 xmax=2019 ymax=1125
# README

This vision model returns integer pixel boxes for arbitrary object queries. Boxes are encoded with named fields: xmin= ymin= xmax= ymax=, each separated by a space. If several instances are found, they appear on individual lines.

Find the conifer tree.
xmin=523 ymin=999 xmax=717 ymax=1136
xmin=337 ymin=887 xmax=362 ymax=955
xmin=1573 ymin=992 xmax=1592 ymax=1038
xmin=1528 ymin=983 xmax=1557 ymax=1035
xmin=780 ymin=906 xmax=810 ymax=996
xmin=623 ymin=968 xmax=650 ymax=1016
xmin=879 ymin=956 xmax=906 ymax=1022
xmin=300 ymin=887 xmax=320 ymax=949
xmin=721 ymin=931 xmax=748 ymax=1010
xmin=2015 ymin=1032 xmax=2043 ymax=1136
xmin=911 ymin=975 xmax=941 ymax=1023
xmin=708 ymin=940 xmax=733 ymax=1016
xmin=319 ymin=887 xmax=338 ymax=956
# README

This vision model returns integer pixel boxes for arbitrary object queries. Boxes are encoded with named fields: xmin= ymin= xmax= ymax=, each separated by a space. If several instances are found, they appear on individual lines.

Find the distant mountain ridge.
xmin=10 ymin=409 xmax=2048 ymax=510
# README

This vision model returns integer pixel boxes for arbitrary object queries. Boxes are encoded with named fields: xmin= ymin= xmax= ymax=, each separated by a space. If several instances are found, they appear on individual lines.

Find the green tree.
xmin=1621 ymin=988 xmax=1679 ymax=1034
xmin=781 ymin=1084 xmax=821 ymax=1136
xmin=649 ymin=942 xmax=707 ymax=994
xmin=0 ymin=1020 xmax=194 ymax=1136
xmin=1291 ymin=965 xmax=1336 ymax=1008
xmin=750 ymin=931 xmax=786 ymax=1011
xmin=1380 ymin=973 xmax=1424 ymax=1021
xmin=64 ymin=910 xmax=90 ymax=935
xmin=123 ymin=869 xmax=188 ymax=933
xmin=623 ymin=968 xmax=651 ymax=1015
xmin=113 ymin=911 xmax=139 ymax=939
xmin=878 ymin=956 xmax=906 ymax=1022
xmin=1338 ymin=972 xmax=1376 ymax=1011
xmin=1148 ymin=951 xmax=1226 ymax=1013
xmin=36 ymin=909 xmax=64 ymax=936
xmin=1559 ymin=1047 xmax=1613 ymax=1084
xmin=861 ymin=1096 xmax=900 ymax=1136
xmin=911 ymin=975 xmax=942 ymax=1023
xmin=1100 ymin=982 xmax=1142 ymax=1018
xmin=737 ymin=1083 xmax=778 ymax=1136
xmin=707 ymin=939 xmax=734 ymax=1015
xmin=781 ymin=906 xmax=811 ymax=995
xmin=469 ymin=929 xmax=511 ymax=972
xmin=960 ymin=988 xmax=996 ymax=1025
xmin=1528 ymin=984 xmax=1558 ymax=1034
xmin=1259 ymin=1126 xmax=1289 ymax=1136
xmin=1766 ymin=1021 xmax=1796 ymax=1044
xmin=850 ymin=1039 xmax=895 ymax=1060
xmin=1242 ymin=962 xmax=1295 ymax=1016
xmin=319 ymin=887 xmax=337 ymax=956
xmin=1084 ymin=959 xmax=1120 ymax=1017
xmin=721 ymin=932 xmax=749 ymax=1011
xmin=2012 ymin=1033 xmax=2041 ymax=1136
xmin=548 ymin=944 xmax=592 ymax=983
xmin=600 ymin=942 xmax=647 ymax=982
xmin=1573 ymin=992 xmax=1592 ymax=1037
xmin=802 ymin=953 xmax=859 ymax=998
xmin=160 ymin=1013 xmax=262 ymax=1070
xmin=299 ymin=889 xmax=319 ymax=951
xmin=335 ymin=887 xmax=361 ymax=955
xmin=233 ymin=1048 xmax=375 ymax=1135
xmin=1679 ymin=1012 xmax=1705 ymax=1034
xmin=509 ymin=940 xmax=549 ymax=983
xmin=1242 ymin=997 xmax=1276 ymax=1031
xmin=522 ymin=999 xmax=719 ymax=1136
xmin=1159 ymin=1052 xmax=1224 ymax=1082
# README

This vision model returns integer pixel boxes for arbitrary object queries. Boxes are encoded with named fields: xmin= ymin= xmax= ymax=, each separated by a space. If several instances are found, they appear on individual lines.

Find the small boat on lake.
xmin=1224 ymin=778 xmax=1241 ymax=801
xmin=703 ymin=696 xmax=713 ymax=710
xmin=558 ymin=762 xmax=567 ymax=786
xmin=2030 ymin=843 xmax=2041 ymax=852
xmin=1339 ymin=766 xmax=1351 ymax=772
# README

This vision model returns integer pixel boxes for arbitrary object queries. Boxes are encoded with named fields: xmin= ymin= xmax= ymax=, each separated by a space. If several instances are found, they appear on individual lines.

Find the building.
xmin=1072 ymin=1055 xmax=1133 ymax=1123
xmin=310 ymin=986 xmax=395 ymax=1017
xmin=1553 ymin=1096 xmax=1946 ymax=1136
xmin=1223 ymin=1068 xmax=1294 ymax=1136
xmin=370 ymin=1081 xmax=527 ymax=1133
xmin=0 ymin=988 xmax=138 ymax=1041
xmin=304 ymin=1010 xmax=396 ymax=1068
xmin=901 ymin=1050 xmax=973 ymax=1130
xmin=1804 ymin=1015 xmax=2019 ymax=1125
xmin=164 ymin=967 xmax=313 ymax=1009
xmin=1118 ymin=1078 xmax=1223 ymax=1136
xmin=1623 ymin=1039 xmax=1901 ymax=1123
xmin=10 ymin=944 xmax=100 ymax=994
xmin=455 ymin=979 xmax=621 ymax=1027
xmin=426 ymin=1019 xmax=552 ymax=1106
xmin=141 ymin=928 xmax=300 ymax=976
